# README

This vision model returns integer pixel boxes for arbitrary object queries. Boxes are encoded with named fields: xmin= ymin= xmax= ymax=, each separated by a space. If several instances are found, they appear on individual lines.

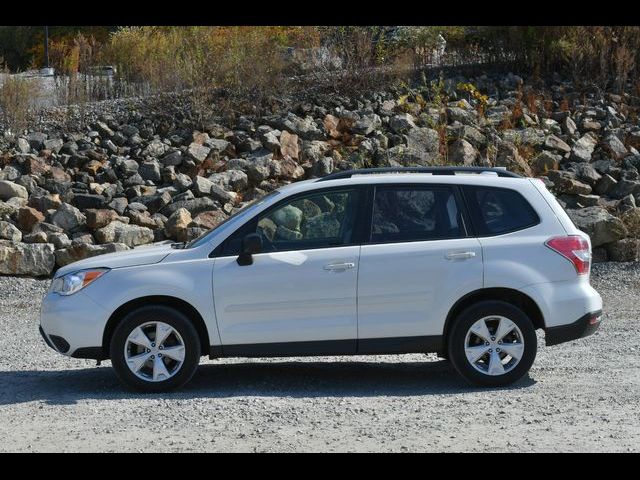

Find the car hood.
xmin=55 ymin=243 xmax=174 ymax=277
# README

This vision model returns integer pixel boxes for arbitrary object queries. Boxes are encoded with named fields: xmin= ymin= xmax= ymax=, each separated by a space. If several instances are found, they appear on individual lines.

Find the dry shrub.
xmin=516 ymin=143 xmax=536 ymax=166
xmin=500 ymin=86 xmax=524 ymax=130
xmin=525 ymin=89 xmax=539 ymax=116
xmin=103 ymin=26 xmax=318 ymax=123
xmin=543 ymin=26 xmax=640 ymax=93
xmin=48 ymin=33 xmax=104 ymax=75
xmin=0 ymin=72 xmax=39 ymax=132
xmin=302 ymin=26 xmax=396 ymax=95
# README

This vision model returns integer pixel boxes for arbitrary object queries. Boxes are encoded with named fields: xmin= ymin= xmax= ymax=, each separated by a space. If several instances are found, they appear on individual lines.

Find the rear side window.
xmin=463 ymin=186 xmax=539 ymax=236
xmin=371 ymin=186 xmax=464 ymax=243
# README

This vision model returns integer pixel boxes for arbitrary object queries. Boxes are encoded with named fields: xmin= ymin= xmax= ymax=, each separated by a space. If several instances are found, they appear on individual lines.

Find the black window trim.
xmin=210 ymin=181 xmax=541 ymax=258
xmin=460 ymin=184 xmax=541 ymax=238
xmin=363 ymin=183 xmax=472 ymax=247
xmin=210 ymin=184 xmax=370 ymax=258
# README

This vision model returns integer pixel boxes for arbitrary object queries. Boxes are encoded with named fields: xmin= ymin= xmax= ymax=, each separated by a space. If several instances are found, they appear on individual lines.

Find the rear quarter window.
xmin=463 ymin=185 xmax=539 ymax=236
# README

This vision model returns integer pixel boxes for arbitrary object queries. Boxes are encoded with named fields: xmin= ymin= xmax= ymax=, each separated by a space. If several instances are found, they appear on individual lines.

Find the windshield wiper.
xmin=170 ymin=242 xmax=187 ymax=249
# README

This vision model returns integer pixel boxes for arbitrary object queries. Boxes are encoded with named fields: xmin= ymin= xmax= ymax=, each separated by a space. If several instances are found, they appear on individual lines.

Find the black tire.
xmin=448 ymin=300 xmax=537 ymax=387
xmin=110 ymin=305 xmax=201 ymax=393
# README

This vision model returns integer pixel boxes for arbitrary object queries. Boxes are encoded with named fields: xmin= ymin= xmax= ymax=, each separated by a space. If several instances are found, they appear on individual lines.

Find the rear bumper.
xmin=545 ymin=310 xmax=602 ymax=346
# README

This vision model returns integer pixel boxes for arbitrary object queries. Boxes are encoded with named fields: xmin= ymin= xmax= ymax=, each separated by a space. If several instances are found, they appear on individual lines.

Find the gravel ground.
xmin=0 ymin=263 xmax=639 ymax=452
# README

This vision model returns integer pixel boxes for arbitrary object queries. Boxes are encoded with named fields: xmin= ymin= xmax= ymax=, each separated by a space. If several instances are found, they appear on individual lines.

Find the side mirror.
xmin=237 ymin=233 xmax=263 ymax=266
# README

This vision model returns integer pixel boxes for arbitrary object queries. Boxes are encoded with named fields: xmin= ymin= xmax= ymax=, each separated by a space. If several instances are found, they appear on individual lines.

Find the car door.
xmin=212 ymin=187 xmax=364 ymax=354
xmin=357 ymin=184 xmax=483 ymax=348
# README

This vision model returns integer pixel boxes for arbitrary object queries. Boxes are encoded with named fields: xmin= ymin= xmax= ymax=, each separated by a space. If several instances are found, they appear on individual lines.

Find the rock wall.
xmin=1 ymin=72 xmax=640 ymax=276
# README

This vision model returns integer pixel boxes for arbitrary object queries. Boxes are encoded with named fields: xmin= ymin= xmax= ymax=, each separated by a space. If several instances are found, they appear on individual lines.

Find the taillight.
xmin=545 ymin=235 xmax=591 ymax=275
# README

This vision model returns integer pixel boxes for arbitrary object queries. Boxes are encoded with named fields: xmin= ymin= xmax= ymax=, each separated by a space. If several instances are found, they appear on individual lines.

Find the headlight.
xmin=50 ymin=269 xmax=109 ymax=296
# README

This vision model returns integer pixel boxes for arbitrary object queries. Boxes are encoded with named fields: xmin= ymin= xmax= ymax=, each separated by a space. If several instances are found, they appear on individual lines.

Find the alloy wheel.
xmin=124 ymin=321 xmax=186 ymax=382
xmin=464 ymin=315 xmax=525 ymax=376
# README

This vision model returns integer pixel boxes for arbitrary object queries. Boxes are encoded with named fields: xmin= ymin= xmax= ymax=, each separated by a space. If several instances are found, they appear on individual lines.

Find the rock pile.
xmin=2 ymin=72 xmax=640 ymax=276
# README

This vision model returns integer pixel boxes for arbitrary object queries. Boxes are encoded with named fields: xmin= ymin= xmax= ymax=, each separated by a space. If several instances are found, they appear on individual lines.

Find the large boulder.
xmin=451 ymin=125 xmax=486 ymax=148
xmin=544 ymin=135 xmax=571 ymax=154
xmin=0 ymin=181 xmax=28 ymax=201
xmin=401 ymin=127 xmax=441 ymax=165
xmin=547 ymin=171 xmax=592 ymax=195
xmin=160 ymin=196 xmax=217 ymax=218
xmin=567 ymin=207 xmax=628 ymax=247
xmin=388 ymin=113 xmax=417 ymax=134
xmin=208 ymin=170 xmax=248 ymax=192
xmin=278 ymin=113 xmax=324 ymax=140
xmin=71 ymin=193 xmax=108 ymax=210
xmin=601 ymin=134 xmax=627 ymax=160
xmin=191 ymin=176 xmax=214 ymax=197
xmin=209 ymin=184 xmax=236 ymax=204
xmin=139 ymin=160 xmax=162 ymax=182
xmin=187 ymin=143 xmax=211 ymax=163
xmin=0 ymin=201 xmax=18 ymax=218
xmin=279 ymin=130 xmax=300 ymax=160
xmin=85 ymin=209 xmax=122 ymax=230
xmin=275 ymin=158 xmax=305 ymax=181
xmin=494 ymin=142 xmax=533 ymax=176
xmin=190 ymin=210 xmax=227 ymax=230
xmin=50 ymin=203 xmax=87 ymax=233
xmin=594 ymin=174 xmax=617 ymax=195
xmin=531 ymin=151 xmax=561 ymax=175
xmin=161 ymin=150 xmax=183 ymax=166
xmin=610 ymin=179 xmax=640 ymax=200
xmin=446 ymin=106 xmax=476 ymax=125
xmin=448 ymin=138 xmax=478 ymax=165
xmin=54 ymin=242 xmax=129 ymax=267
xmin=570 ymin=133 xmax=598 ymax=163
xmin=0 ymin=221 xmax=22 ymax=242
xmin=17 ymin=207 xmax=45 ymax=232
xmin=165 ymin=208 xmax=192 ymax=241
xmin=621 ymin=208 xmax=640 ymax=237
xmin=606 ymin=238 xmax=640 ymax=262
xmin=94 ymin=221 xmax=154 ymax=247
xmin=351 ymin=114 xmax=381 ymax=136
xmin=0 ymin=241 xmax=55 ymax=276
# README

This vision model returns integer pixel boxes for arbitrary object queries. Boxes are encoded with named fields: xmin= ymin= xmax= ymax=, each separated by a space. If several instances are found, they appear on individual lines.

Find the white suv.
xmin=40 ymin=167 xmax=603 ymax=392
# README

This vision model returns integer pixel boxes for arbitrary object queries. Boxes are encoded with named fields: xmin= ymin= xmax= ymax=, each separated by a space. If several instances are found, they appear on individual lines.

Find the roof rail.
xmin=315 ymin=166 xmax=522 ymax=182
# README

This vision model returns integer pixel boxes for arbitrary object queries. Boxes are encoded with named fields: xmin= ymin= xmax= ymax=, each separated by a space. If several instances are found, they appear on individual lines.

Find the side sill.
xmin=209 ymin=336 xmax=443 ymax=359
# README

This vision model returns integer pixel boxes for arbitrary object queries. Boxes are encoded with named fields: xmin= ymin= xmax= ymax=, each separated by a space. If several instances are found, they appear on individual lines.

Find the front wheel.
xmin=448 ymin=301 xmax=537 ymax=387
xmin=110 ymin=305 xmax=201 ymax=392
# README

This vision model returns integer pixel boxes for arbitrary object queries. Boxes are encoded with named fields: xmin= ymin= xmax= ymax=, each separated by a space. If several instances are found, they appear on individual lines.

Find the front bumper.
xmin=39 ymin=289 xmax=110 ymax=359
xmin=545 ymin=310 xmax=602 ymax=346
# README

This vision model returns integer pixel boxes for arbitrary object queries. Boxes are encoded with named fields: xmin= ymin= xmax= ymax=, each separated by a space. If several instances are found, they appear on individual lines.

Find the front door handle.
xmin=324 ymin=262 xmax=356 ymax=272
xmin=445 ymin=251 xmax=476 ymax=260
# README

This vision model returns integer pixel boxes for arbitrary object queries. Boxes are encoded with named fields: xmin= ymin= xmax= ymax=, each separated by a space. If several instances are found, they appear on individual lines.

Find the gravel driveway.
xmin=1 ymin=263 xmax=639 ymax=452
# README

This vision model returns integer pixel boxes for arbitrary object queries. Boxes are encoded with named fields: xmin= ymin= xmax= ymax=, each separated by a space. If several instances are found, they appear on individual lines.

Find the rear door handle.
xmin=445 ymin=251 xmax=476 ymax=260
xmin=324 ymin=262 xmax=356 ymax=272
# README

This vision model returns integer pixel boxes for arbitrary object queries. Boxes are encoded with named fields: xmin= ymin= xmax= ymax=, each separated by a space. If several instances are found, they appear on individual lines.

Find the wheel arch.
xmin=102 ymin=296 xmax=210 ymax=359
xmin=443 ymin=288 xmax=545 ymax=345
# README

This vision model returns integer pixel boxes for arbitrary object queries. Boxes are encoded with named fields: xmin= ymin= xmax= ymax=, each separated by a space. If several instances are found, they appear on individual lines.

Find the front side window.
xmin=222 ymin=189 xmax=361 ymax=254
xmin=463 ymin=186 xmax=539 ymax=236
xmin=187 ymin=190 xmax=280 ymax=249
xmin=371 ymin=186 xmax=464 ymax=243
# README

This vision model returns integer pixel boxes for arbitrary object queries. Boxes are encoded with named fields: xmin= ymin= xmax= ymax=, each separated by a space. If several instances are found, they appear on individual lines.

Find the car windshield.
xmin=185 ymin=190 xmax=281 ymax=249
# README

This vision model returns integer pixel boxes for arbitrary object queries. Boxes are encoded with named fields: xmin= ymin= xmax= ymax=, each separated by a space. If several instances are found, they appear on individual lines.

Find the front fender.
xmin=83 ymin=258 xmax=221 ymax=346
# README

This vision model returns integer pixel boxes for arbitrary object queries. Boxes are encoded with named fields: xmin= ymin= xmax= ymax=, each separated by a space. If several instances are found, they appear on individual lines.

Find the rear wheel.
xmin=448 ymin=301 xmax=537 ymax=387
xmin=110 ymin=305 xmax=201 ymax=392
